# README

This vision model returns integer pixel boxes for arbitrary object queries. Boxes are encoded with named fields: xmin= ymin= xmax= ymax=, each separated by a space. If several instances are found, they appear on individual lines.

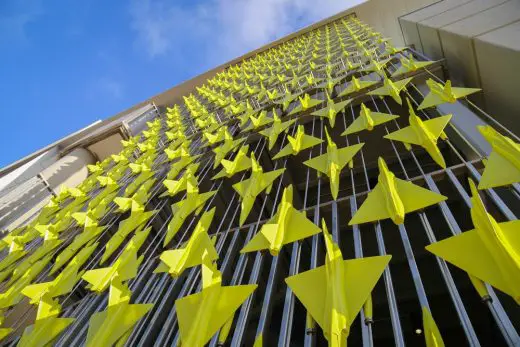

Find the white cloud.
xmin=98 ymin=77 xmax=124 ymax=99
xmin=129 ymin=1 xmax=206 ymax=58
xmin=129 ymin=0 xmax=365 ymax=63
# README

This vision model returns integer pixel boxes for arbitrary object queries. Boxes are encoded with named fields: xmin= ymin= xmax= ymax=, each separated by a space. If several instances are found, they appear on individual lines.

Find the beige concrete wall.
xmin=87 ymin=133 xmax=123 ymax=161
xmin=474 ymin=21 xmax=520 ymax=135
xmin=417 ymin=0 xmax=508 ymax=59
xmin=39 ymin=147 xmax=96 ymax=194
xmin=354 ymin=0 xmax=438 ymax=47
xmin=400 ymin=0 xmax=470 ymax=52
xmin=400 ymin=0 xmax=520 ymax=135
xmin=440 ymin=2 xmax=520 ymax=79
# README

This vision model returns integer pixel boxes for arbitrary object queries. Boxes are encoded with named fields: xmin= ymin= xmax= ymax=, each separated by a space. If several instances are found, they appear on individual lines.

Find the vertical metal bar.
xmin=331 ymin=201 xmax=339 ymax=244
xmin=277 ymin=118 xmax=318 ymax=346
xmin=230 ymin=251 xmax=265 ymax=347
xmin=277 ymin=242 xmax=302 ymax=347
xmin=346 ymin=102 xmax=405 ymax=347
xmin=230 ymin=138 xmax=288 ymax=346
xmin=304 ymin=182 xmax=321 ymax=347
xmin=350 ymin=196 xmax=372 ymax=347
xmin=398 ymin=224 xmax=430 ymax=309
xmin=421 ymin=176 xmax=481 ymax=346
xmin=445 ymin=170 xmax=520 ymax=346
xmin=208 ymin=225 xmax=256 ymax=347
xmin=375 ymin=223 xmax=405 ymax=346
xmin=376 ymin=94 xmax=482 ymax=345
xmin=380 ymin=85 xmax=482 ymax=345
xmin=389 ymin=78 xmax=515 ymax=346
xmin=343 ymin=101 xmax=373 ymax=347
xmin=303 ymin=117 xmax=326 ymax=347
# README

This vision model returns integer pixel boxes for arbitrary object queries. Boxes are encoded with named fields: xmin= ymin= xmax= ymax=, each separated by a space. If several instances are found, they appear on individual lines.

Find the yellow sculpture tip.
xmin=467 ymin=178 xmax=479 ymax=198
xmin=324 ymin=127 xmax=333 ymax=145
xmin=477 ymin=125 xmax=500 ymax=145
xmin=406 ymin=97 xmax=414 ymax=113
xmin=377 ymin=156 xmax=388 ymax=172
xmin=393 ymin=215 xmax=405 ymax=225
xmin=239 ymin=214 xmax=247 ymax=227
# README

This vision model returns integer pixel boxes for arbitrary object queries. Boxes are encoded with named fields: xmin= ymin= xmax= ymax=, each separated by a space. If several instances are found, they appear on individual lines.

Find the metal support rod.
xmin=377 ymin=90 xmax=482 ymax=346
xmin=345 ymin=102 xmax=405 ymax=347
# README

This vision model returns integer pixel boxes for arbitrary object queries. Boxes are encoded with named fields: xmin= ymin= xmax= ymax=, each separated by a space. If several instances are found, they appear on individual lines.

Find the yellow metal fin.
xmin=285 ymin=255 xmax=391 ymax=332
xmin=278 ymin=209 xmax=322 ymax=244
xmin=82 ymin=267 xmax=113 ymax=292
xmin=350 ymin=159 xmax=446 ymax=225
xmin=342 ymin=104 xmax=398 ymax=136
xmin=157 ymin=232 xmax=218 ymax=277
xmin=384 ymin=123 xmax=421 ymax=145
xmin=422 ymin=307 xmax=445 ymax=347
xmin=108 ymin=280 xmax=132 ymax=307
xmin=85 ymin=302 xmax=153 ymax=347
xmin=335 ymin=143 xmax=365 ymax=170
xmin=18 ymin=317 xmax=74 ymax=347
xmin=253 ymin=334 xmax=263 ymax=347
xmin=240 ymin=224 xmax=278 ymax=254
xmin=176 ymin=284 xmax=257 ymax=346
xmin=478 ymin=151 xmax=520 ymax=190
xmin=426 ymin=219 xmax=520 ymax=303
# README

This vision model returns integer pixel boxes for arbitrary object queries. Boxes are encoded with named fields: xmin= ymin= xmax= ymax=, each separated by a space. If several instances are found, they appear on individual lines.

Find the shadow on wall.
xmin=0 ymin=179 xmax=51 ymax=230
xmin=0 ymin=148 xmax=96 ymax=230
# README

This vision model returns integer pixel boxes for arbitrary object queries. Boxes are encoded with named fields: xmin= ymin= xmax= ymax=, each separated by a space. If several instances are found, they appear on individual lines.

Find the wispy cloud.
xmin=129 ymin=1 xmax=206 ymax=59
xmin=98 ymin=77 xmax=124 ymax=99
xmin=129 ymin=0 xmax=365 ymax=63
xmin=0 ymin=0 xmax=44 ymax=46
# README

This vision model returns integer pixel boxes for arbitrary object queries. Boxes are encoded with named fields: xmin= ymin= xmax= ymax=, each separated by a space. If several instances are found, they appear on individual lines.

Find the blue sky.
xmin=0 ymin=0 xmax=362 ymax=168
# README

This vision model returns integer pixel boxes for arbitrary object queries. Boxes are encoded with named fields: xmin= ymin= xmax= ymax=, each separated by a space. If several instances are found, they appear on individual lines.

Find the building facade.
xmin=0 ymin=2 xmax=519 ymax=347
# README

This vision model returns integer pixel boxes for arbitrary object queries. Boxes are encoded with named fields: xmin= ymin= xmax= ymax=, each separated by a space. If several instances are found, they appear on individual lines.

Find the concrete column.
xmin=39 ymin=147 xmax=96 ymax=195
